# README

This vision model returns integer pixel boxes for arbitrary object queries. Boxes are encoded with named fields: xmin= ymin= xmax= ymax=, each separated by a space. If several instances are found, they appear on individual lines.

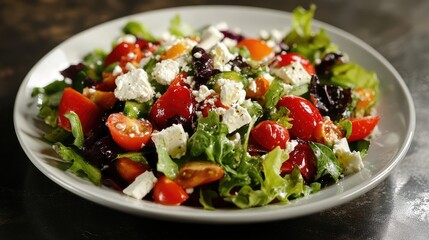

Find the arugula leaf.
xmin=309 ymin=141 xmax=342 ymax=182
xmin=53 ymin=142 xmax=101 ymax=185
xmin=122 ymin=21 xmax=157 ymax=42
xmin=64 ymin=111 xmax=84 ymax=149
xmin=284 ymin=4 xmax=338 ymax=62
xmin=169 ymin=15 xmax=197 ymax=38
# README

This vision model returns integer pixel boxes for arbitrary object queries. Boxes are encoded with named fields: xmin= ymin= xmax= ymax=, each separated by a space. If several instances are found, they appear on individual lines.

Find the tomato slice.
xmin=106 ymin=112 xmax=153 ymax=151
xmin=237 ymin=38 xmax=273 ymax=61
xmin=149 ymin=85 xmax=195 ymax=130
xmin=174 ymin=161 xmax=224 ymax=189
xmin=250 ymin=120 xmax=290 ymax=151
xmin=83 ymin=88 xmax=117 ymax=111
xmin=153 ymin=176 xmax=189 ymax=205
xmin=271 ymin=52 xmax=316 ymax=75
xmin=281 ymin=142 xmax=317 ymax=183
xmin=347 ymin=116 xmax=380 ymax=142
xmin=57 ymin=87 xmax=102 ymax=135
xmin=115 ymin=157 xmax=150 ymax=184
xmin=277 ymin=96 xmax=323 ymax=141
xmin=314 ymin=119 xmax=344 ymax=145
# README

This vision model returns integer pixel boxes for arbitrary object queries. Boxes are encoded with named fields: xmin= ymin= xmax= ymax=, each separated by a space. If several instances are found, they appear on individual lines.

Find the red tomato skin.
xmin=149 ymin=85 xmax=195 ymax=130
xmin=347 ymin=116 xmax=380 ymax=142
xmin=281 ymin=142 xmax=317 ymax=183
xmin=250 ymin=120 xmax=290 ymax=151
xmin=57 ymin=87 xmax=102 ymax=135
xmin=115 ymin=157 xmax=150 ymax=184
xmin=277 ymin=96 xmax=323 ymax=142
xmin=272 ymin=52 xmax=316 ymax=75
xmin=104 ymin=42 xmax=142 ymax=67
xmin=153 ymin=176 xmax=189 ymax=205
xmin=106 ymin=113 xmax=153 ymax=151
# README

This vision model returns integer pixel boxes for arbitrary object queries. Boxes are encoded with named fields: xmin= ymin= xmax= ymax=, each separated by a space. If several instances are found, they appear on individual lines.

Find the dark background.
xmin=1 ymin=0 xmax=428 ymax=239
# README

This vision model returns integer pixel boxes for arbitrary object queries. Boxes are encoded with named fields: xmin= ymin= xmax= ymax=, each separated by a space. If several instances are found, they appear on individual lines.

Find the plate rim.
xmin=13 ymin=5 xmax=416 ymax=224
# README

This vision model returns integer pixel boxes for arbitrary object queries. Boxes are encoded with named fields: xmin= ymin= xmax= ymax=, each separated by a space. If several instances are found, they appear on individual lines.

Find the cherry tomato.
xmin=246 ymin=76 xmax=270 ymax=99
xmin=153 ymin=176 xmax=189 ymax=205
xmin=174 ymin=161 xmax=224 ymax=189
xmin=115 ymin=157 xmax=150 ymax=184
xmin=277 ymin=96 xmax=323 ymax=141
xmin=281 ymin=142 xmax=317 ymax=183
xmin=57 ymin=87 xmax=102 ymax=135
xmin=354 ymin=88 xmax=376 ymax=111
xmin=106 ymin=112 xmax=153 ymax=151
xmin=271 ymin=52 xmax=316 ymax=75
xmin=149 ymin=85 xmax=195 ymax=129
xmin=170 ymin=72 xmax=190 ymax=88
xmin=104 ymin=42 xmax=142 ymax=67
xmin=237 ymin=38 xmax=273 ymax=61
xmin=314 ymin=119 xmax=344 ymax=145
xmin=250 ymin=120 xmax=290 ymax=151
xmin=347 ymin=116 xmax=380 ymax=142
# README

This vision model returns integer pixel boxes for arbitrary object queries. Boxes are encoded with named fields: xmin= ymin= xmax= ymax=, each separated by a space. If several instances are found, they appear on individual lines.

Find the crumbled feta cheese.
xmin=193 ymin=52 xmax=202 ymax=58
xmin=222 ymin=38 xmax=237 ymax=49
xmin=123 ymin=171 xmax=158 ymax=199
xmin=152 ymin=59 xmax=180 ymax=85
xmin=211 ymin=42 xmax=236 ymax=71
xmin=114 ymin=68 xmax=154 ymax=103
xmin=117 ymin=34 xmax=137 ymax=44
xmin=198 ymin=26 xmax=224 ymax=51
xmin=214 ymin=21 xmax=229 ymax=31
xmin=222 ymin=105 xmax=252 ymax=133
xmin=271 ymin=29 xmax=284 ymax=43
xmin=286 ymin=140 xmax=299 ymax=154
xmin=272 ymin=61 xmax=312 ymax=86
xmin=259 ymin=29 xmax=270 ymax=39
xmin=125 ymin=62 xmax=136 ymax=71
xmin=193 ymin=85 xmax=215 ymax=103
xmin=333 ymin=138 xmax=364 ymax=175
xmin=112 ymin=65 xmax=123 ymax=76
xmin=151 ymin=124 xmax=189 ymax=159
xmin=217 ymin=78 xmax=246 ymax=106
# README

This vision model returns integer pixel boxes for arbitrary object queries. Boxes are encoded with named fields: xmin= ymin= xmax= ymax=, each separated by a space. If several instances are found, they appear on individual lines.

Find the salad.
xmin=32 ymin=5 xmax=381 ymax=210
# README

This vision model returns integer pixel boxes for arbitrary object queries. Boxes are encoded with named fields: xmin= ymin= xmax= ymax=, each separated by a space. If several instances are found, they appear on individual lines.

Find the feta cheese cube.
xmin=217 ymin=78 xmax=246 ymax=107
xmin=152 ymin=59 xmax=180 ymax=85
xmin=192 ymin=85 xmax=215 ymax=103
xmin=114 ymin=68 xmax=155 ymax=103
xmin=211 ymin=42 xmax=236 ymax=71
xmin=151 ymin=124 xmax=189 ymax=159
xmin=272 ymin=61 xmax=312 ymax=86
xmin=123 ymin=171 xmax=158 ymax=199
xmin=222 ymin=105 xmax=252 ymax=133
xmin=333 ymin=138 xmax=364 ymax=175
xmin=197 ymin=26 xmax=224 ymax=51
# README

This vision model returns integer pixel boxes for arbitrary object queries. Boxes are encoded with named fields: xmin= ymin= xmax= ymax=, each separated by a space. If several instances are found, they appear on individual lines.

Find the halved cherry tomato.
xmin=153 ymin=175 xmax=189 ymax=205
xmin=277 ymin=96 xmax=323 ymax=141
xmin=149 ymin=85 xmax=195 ymax=130
xmin=237 ymin=38 xmax=273 ymax=61
xmin=57 ymin=87 xmax=102 ymax=135
xmin=281 ymin=142 xmax=317 ymax=183
xmin=106 ymin=112 xmax=153 ymax=151
xmin=115 ymin=157 xmax=150 ymax=184
xmin=174 ymin=161 xmax=224 ymax=189
xmin=135 ymin=38 xmax=159 ymax=53
xmin=347 ymin=116 xmax=380 ymax=142
xmin=83 ymin=87 xmax=117 ymax=111
xmin=314 ymin=119 xmax=344 ymax=145
xmin=250 ymin=120 xmax=290 ymax=151
xmin=271 ymin=52 xmax=316 ymax=75
xmin=246 ymin=76 xmax=270 ymax=99
xmin=104 ymin=42 xmax=142 ymax=67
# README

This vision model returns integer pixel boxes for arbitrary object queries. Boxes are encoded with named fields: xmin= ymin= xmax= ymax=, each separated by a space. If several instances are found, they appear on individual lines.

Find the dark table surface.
xmin=1 ymin=0 xmax=428 ymax=239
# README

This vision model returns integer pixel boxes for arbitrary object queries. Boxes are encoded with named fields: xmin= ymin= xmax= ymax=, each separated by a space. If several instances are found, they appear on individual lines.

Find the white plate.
xmin=14 ymin=5 xmax=415 ymax=224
